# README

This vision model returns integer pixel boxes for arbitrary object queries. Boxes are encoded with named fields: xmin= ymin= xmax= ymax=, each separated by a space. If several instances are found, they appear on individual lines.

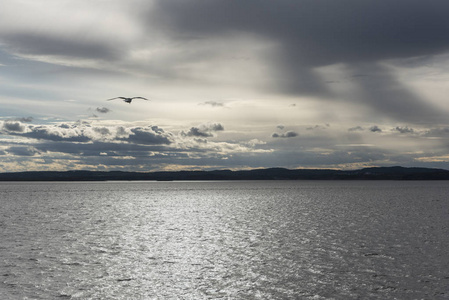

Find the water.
xmin=1 ymin=181 xmax=448 ymax=299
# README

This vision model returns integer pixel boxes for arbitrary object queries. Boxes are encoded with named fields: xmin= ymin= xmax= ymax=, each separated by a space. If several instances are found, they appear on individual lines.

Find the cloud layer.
xmin=148 ymin=0 xmax=449 ymax=123
xmin=1 ymin=1 xmax=449 ymax=171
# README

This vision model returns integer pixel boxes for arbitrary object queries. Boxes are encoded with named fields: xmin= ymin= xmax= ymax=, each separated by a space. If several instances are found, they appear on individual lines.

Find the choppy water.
xmin=1 ymin=180 xmax=449 ymax=299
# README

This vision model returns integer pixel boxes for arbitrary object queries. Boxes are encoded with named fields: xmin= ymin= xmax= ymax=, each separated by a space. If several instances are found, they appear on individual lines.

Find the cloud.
xmin=96 ymin=107 xmax=110 ymax=114
xmin=2 ymin=1 xmax=449 ymax=172
xmin=1 ymin=33 xmax=119 ymax=60
xmin=348 ymin=126 xmax=364 ymax=132
xmin=20 ymin=124 xmax=91 ymax=142
xmin=199 ymin=101 xmax=225 ymax=107
xmin=1 ymin=121 xmax=173 ymax=145
xmin=2 ymin=117 xmax=449 ymax=171
xmin=149 ymin=0 xmax=449 ymax=123
xmin=209 ymin=123 xmax=224 ymax=131
xmin=17 ymin=117 xmax=33 ymax=123
xmin=0 ymin=118 xmax=275 ymax=172
xmin=245 ymin=139 xmax=266 ymax=147
xmin=272 ymin=131 xmax=298 ymax=138
xmin=93 ymin=127 xmax=111 ymax=136
xmin=182 ymin=122 xmax=224 ymax=137
xmin=424 ymin=127 xmax=449 ymax=137
xmin=394 ymin=126 xmax=415 ymax=134
xmin=121 ymin=126 xmax=173 ymax=145
xmin=2 ymin=121 xmax=26 ymax=132
xmin=1 ymin=1 xmax=447 ymax=126
xmin=7 ymin=146 xmax=39 ymax=156
xmin=0 ymin=1 xmax=139 ymax=64
xmin=306 ymin=124 xmax=329 ymax=131
xmin=153 ymin=0 xmax=449 ymax=65
xmin=185 ymin=127 xmax=214 ymax=138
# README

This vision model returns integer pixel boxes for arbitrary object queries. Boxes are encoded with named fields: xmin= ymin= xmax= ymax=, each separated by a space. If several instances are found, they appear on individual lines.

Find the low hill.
xmin=0 ymin=166 xmax=449 ymax=181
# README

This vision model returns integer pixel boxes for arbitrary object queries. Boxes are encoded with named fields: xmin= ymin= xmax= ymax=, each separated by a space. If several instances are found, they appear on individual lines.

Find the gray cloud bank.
xmin=0 ymin=120 xmax=271 ymax=171
xmin=1 ymin=121 xmax=173 ymax=145
xmin=150 ymin=0 xmax=449 ymax=123
xmin=152 ymin=0 xmax=449 ymax=66
xmin=3 ymin=119 xmax=449 ymax=171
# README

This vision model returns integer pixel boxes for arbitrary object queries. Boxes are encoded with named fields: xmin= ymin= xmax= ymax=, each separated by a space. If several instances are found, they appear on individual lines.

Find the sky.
xmin=1 ymin=0 xmax=449 ymax=172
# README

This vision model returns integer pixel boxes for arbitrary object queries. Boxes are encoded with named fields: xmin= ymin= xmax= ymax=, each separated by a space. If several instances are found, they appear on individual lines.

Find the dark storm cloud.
xmin=151 ymin=0 xmax=449 ymax=123
xmin=153 ymin=0 xmax=449 ymax=65
xmin=96 ymin=107 xmax=110 ymax=114
xmin=272 ymin=131 xmax=298 ymax=138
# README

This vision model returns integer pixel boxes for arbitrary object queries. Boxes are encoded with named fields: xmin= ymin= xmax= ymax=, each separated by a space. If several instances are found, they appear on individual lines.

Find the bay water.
xmin=1 ymin=181 xmax=448 ymax=299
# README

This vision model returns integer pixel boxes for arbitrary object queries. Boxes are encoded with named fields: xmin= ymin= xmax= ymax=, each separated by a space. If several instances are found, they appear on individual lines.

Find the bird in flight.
xmin=107 ymin=97 xmax=149 ymax=104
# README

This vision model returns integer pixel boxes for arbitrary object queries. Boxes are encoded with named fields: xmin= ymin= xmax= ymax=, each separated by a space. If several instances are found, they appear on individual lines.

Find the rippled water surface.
xmin=1 ymin=181 xmax=449 ymax=299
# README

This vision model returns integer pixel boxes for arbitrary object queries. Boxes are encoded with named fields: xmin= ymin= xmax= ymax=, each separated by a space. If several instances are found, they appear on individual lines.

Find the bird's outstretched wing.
xmin=107 ymin=97 xmax=126 ymax=101
xmin=131 ymin=97 xmax=149 ymax=100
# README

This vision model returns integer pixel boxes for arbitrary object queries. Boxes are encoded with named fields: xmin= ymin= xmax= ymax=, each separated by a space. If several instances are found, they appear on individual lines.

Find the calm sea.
xmin=1 ymin=181 xmax=448 ymax=299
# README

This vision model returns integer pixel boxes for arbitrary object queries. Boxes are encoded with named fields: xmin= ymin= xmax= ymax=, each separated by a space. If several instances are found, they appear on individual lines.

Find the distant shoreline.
xmin=1 ymin=166 xmax=449 ymax=181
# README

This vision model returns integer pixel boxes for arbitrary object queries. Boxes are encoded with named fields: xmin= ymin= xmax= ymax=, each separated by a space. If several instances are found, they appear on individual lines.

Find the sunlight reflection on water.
xmin=1 ymin=181 xmax=449 ymax=299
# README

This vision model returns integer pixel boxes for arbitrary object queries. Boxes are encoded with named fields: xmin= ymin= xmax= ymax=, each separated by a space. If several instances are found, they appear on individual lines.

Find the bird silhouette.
xmin=107 ymin=97 xmax=149 ymax=104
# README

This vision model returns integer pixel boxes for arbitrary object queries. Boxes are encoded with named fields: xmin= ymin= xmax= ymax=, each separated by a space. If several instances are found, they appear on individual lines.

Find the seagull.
xmin=107 ymin=97 xmax=149 ymax=104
